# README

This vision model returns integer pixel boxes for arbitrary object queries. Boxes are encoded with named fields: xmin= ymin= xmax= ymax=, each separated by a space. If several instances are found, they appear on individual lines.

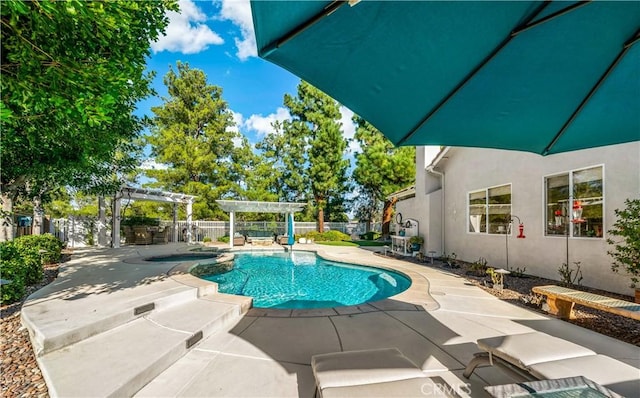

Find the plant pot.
xmin=410 ymin=243 xmax=421 ymax=252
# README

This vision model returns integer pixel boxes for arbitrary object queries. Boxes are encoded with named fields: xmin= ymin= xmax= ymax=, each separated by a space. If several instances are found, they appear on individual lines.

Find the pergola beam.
xmin=216 ymin=200 xmax=306 ymax=249
xmin=112 ymin=186 xmax=197 ymax=248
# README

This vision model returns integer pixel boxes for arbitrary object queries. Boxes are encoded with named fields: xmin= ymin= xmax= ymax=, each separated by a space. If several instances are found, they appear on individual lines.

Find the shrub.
xmin=203 ymin=236 xmax=212 ymax=243
xmin=13 ymin=234 xmax=63 ymax=264
xmin=468 ymin=257 xmax=487 ymax=276
xmin=0 ymin=242 xmax=26 ymax=304
xmin=359 ymin=231 xmax=381 ymax=241
xmin=218 ymin=235 xmax=230 ymax=243
xmin=322 ymin=230 xmax=350 ymax=242
xmin=607 ymin=198 xmax=640 ymax=288
xmin=10 ymin=238 xmax=43 ymax=285
xmin=558 ymin=261 xmax=583 ymax=287
xmin=304 ymin=231 xmax=320 ymax=241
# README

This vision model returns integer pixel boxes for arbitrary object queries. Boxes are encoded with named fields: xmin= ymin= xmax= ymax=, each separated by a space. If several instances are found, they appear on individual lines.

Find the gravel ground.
xmin=2 ymin=253 xmax=638 ymax=397
xmin=1 ymin=264 xmax=60 ymax=398
xmin=401 ymin=255 xmax=640 ymax=347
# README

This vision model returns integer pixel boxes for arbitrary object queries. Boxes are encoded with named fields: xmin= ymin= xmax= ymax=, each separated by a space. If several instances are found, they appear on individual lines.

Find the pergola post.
xmin=229 ymin=211 xmax=235 ymax=249
xmin=97 ymin=196 xmax=107 ymax=247
xmin=186 ymin=200 xmax=193 ymax=244
xmin=172 ymin=204 xmax=178 ymax=243
xmin=112 ymin=197 xmax=121 ymax=248
xmin=290 ymin=212 xmax=296 ymax=237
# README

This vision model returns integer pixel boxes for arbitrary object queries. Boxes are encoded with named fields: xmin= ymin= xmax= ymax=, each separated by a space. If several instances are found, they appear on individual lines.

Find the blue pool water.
xmin=198 ymin=251 xmax=411 ymax=309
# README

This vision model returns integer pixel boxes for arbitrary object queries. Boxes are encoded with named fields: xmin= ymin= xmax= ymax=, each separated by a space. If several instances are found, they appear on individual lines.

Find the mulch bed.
xmin=1 ymin=261 xmax=63 ymax=398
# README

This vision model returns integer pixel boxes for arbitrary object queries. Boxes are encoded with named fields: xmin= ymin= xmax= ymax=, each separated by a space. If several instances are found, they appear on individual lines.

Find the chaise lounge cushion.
xmin=528 ymin=354 xmax=640 ymax=398
xmin=311 ymin=348 xmax=426 ymax=390
xmin=319 ymin=377 xmax=437 ymax=398
xmin=477 ymin=332 xmax=596 ymax=368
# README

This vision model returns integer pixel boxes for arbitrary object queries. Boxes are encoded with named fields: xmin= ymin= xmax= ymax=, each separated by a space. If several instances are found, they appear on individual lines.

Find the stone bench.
xmin=531 ymin=285 xmax=640 ymax=321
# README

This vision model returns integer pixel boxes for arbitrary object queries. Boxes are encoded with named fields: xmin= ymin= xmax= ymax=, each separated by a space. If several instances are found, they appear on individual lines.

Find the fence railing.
xmin=159 ymin=221 xmax=382 ymax=242
xmin=50 ymin=218 xmax=386 ymax=245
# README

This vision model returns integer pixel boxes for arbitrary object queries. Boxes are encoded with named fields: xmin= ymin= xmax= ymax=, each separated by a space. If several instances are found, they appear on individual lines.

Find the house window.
xmin=469 ymin=184 xmax=511 ymax=234
xmin=545 ymin=165 xmax=603 ymax=238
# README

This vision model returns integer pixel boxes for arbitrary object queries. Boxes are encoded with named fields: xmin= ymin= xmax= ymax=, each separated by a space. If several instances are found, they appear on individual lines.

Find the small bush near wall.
xmin=608 ymin=198 xmax=640 ymax=288
xmin=9 ymin=240 xmax=42 ymax=286
xmin=359 ymin=231 xmax=381 ymax=240
xmin=0 ymin=242 xmax=27 ymax=304
xmin=13 ymin=234 xmax=63 ymax=264
xmin=218 ymin=235 xmax=230 ymax=243
xmin=0 ymin=234 xmax=63 ymax=304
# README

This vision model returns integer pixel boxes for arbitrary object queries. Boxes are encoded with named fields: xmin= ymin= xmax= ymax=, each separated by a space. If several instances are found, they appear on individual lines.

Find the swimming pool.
xmin=195 ymin=251 xmax=411 ymax=309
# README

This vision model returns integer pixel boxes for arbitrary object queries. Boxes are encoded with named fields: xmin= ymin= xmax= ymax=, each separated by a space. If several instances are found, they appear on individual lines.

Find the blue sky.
xmin=139 ymin=0 xmax=358 ymax=171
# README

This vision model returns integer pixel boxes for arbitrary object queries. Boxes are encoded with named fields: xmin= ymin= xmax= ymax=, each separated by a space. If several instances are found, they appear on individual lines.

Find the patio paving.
xmin=20 ymin=243 xmax=640 ymax=397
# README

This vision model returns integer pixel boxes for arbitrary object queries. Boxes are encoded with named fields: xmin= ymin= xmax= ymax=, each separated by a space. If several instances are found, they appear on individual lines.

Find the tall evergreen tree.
xmin=352 ymin=117 xmax=415 ymax=238
xmin=279 ymin=81 xmax=350 ymax=230
xmin=147 ymin=62 xmax=238 ymax=219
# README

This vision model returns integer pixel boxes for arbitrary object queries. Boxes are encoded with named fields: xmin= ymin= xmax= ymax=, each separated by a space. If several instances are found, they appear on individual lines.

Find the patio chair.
xmin=463 ymin=331 xmax=640 ymax=397
xmin=311 ymin=348 xmax=455 ymax=397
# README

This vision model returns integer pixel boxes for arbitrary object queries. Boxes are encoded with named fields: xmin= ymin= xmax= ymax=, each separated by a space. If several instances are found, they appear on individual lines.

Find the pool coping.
xmin=163 ymin=245 xmax=439 ymax=317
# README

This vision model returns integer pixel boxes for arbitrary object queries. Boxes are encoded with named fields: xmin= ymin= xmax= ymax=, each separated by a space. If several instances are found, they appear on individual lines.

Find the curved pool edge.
xmin=306 ymin=246 xmax=439 ymax=311
xmin=177 ymin=245 xmax=440 ymax=314
xmin=167 ymin=252 xmax=235 ymax=298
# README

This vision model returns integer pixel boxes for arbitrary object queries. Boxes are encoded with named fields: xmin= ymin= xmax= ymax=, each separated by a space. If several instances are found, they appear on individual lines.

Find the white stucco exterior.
xmin=394 ymin=142 xmax=640 ymax=296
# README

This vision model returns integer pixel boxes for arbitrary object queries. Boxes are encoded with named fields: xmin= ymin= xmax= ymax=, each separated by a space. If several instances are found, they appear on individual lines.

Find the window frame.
xmin=467 ymin=183 xmax=512 ymax=235
xmin=543 ymin=164 xmax=605 ymax=239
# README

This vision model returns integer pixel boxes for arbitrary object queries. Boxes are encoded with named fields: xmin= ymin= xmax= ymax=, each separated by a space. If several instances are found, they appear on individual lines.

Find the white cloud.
xmin=227 ymin=110 xmax=244 ymax=132
xmin=339 ymin=106 xmax=360 ymax=153
xmin=218 ymin=0 xmax=257 ymax=60
xmin=140 ymin=158 xmax=169 ymax=170
xmin=152 ymin=0 xmax=224 ymax=54
xmin=243 ymin=107 xmax=291 ymax=137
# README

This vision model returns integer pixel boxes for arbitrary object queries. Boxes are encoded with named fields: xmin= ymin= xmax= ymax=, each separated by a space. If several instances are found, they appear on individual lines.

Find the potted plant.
xmin=409 ymin=235 xmax=424 ymax=252
xmin=607 ymin=198 xmax=640 ymax=303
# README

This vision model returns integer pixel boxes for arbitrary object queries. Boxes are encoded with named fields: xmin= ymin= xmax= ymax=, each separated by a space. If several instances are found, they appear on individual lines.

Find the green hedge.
xmin=13 ymin=234 xmax=63 ymax=264
xmin=218 ymin=235 xmax=230 ymax=243
xmin=1 ymin=242 xmax=27 ymax=304
xmin=0 ymin=234 xmax=63 ymax=305
xmin=359 ymin=231 xmax=381 ymax=240
xmin=304 ymin=230 xmax=351 ymax=242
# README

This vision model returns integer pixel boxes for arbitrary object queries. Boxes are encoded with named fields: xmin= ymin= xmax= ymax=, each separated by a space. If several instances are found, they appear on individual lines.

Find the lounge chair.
xmin=463 ymin=331 xmax=640 ymax=397
xmin=311 ymin=348 xmax=458 ymax=398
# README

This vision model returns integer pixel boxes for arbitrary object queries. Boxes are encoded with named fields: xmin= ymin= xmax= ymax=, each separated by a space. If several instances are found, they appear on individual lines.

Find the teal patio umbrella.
xmin=287 ymin=213 xmax=295 ymax=246
xmin=251 ymin=1 xmax=639 ymax=155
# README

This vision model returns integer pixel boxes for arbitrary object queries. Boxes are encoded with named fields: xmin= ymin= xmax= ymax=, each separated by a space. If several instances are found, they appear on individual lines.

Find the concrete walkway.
xmin=21 ymin=243 xmax=640 ymax=397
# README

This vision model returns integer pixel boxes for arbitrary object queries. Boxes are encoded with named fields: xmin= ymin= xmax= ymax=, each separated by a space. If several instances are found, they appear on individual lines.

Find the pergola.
xmin=216 ymin=200 xmax=305 ymax=249
xmin=108 ymin=186 xmax=197 ymax=248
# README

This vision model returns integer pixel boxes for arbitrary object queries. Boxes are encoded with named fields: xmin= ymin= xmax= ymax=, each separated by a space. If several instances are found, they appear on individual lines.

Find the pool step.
xmin=22 ymin=284 xmax=198 ymax=357
xmin=37 ymin=294 xmax=251 ymax=398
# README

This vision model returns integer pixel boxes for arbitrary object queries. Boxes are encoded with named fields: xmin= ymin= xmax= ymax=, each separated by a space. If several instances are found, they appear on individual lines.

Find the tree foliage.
xmin=1 ymin=0 xmax=175 ymax=194
xmin=1 ymin=0 xmax=175 ymax=239
xmin=352 ymin=117 xmax=415 ymax=235
xmin=608 ymin=198 xmax=640 ymax=288
xmin=257 ymin=81 xmax=350 ymax=228
xmin=146 ymin=62 xmax=240 ymax=220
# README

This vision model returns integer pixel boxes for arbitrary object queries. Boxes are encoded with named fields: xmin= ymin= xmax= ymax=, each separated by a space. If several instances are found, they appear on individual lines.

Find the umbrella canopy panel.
xmin=251 ymin=1 xmax=640 ymax=155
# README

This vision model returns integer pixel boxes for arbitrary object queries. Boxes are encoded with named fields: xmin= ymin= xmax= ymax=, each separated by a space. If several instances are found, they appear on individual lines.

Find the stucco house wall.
xmin=408 ymin=142 xmax=639 ymax=296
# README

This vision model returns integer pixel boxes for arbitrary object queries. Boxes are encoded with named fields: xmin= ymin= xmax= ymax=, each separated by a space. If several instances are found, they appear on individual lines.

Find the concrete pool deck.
xmin=21 ymin=243 xmax=640 ymax=397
